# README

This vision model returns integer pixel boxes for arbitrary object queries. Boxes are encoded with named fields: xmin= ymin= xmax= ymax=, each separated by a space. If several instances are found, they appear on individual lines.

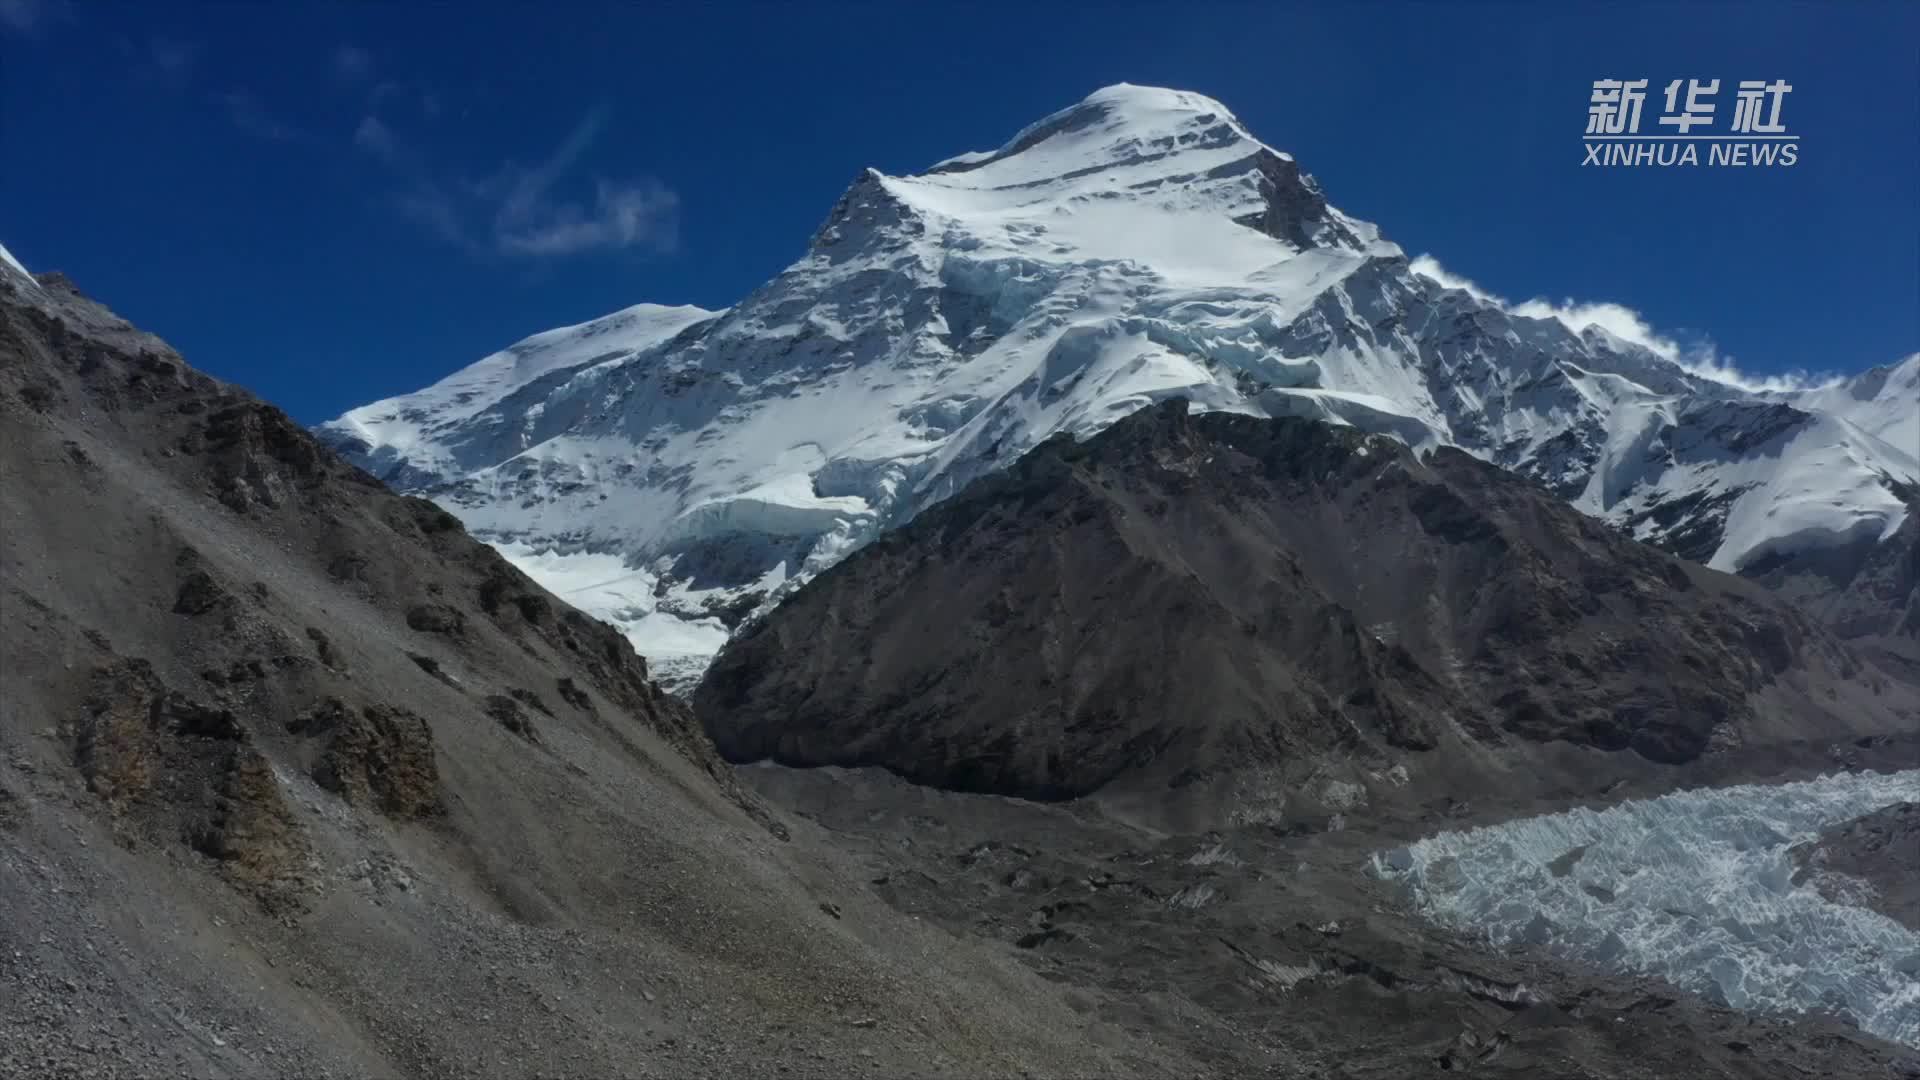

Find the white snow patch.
xmin=489 ymin=541 xmax=730 ymax=686
xmin=1710 ymin=413 xmax=1916 ymax=572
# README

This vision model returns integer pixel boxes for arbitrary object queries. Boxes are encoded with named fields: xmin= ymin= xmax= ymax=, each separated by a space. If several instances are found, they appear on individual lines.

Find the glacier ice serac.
xmin=1373 ymin=771 xmax=1920 ymax=1048
xmin=318 ymin=84 xmax=1920 ymax=687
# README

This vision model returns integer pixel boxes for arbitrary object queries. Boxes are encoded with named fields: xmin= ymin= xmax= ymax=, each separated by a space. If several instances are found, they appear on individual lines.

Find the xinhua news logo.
xmin=1584 ymin=79 xmax=1798 ymax=167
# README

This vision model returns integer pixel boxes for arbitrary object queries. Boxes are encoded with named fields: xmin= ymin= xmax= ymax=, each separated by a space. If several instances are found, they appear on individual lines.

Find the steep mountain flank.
xmin=0 ymin=265 xmax=1186 ymax=1078
xmin=698 ymin=400 xmax=1918 ymax=810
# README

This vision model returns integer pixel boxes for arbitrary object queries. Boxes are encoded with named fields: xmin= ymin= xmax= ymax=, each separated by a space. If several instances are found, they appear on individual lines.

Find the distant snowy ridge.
xmin=324 ymin=302 xmax=719 ymax=493
xmin=317 ymin=84 xmax=1918 ymax=686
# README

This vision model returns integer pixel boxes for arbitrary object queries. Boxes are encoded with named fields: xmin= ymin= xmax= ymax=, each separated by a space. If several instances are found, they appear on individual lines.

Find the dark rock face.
xmin=1232 ymin=150 xmax=1362 ymax=250
xmin=404 ymin=602 xmax=467 ymax=637
xmin=1794 ymin=801 xmax=1920 ymax=930
xmin=698 ymin=400 xmax=1911 ymax=805
xmin=74 ymin=660 xmax=307 ymax=909
xmin=171 ymin=570 xmax=230 ymax=615
xmin=307 ymin=703 xmax=444 ymax=819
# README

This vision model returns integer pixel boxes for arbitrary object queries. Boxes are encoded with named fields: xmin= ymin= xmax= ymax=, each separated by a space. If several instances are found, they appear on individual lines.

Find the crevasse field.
xmin=1375 ymin=771 xmax=1920 ymax=1048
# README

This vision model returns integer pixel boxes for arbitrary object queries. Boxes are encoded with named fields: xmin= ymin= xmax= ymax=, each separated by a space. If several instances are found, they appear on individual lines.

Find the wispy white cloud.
xmin=354 ymin=115 xmax=467 ymax=244
xmin=332 ymin=45 xmax=442 ymax=123
xmin=0 ymin=0 xmax=66 ymax=34
xmin=353 ymin=114 xmax=403 ymax=163
xmin=116 ymin=35 xmax=317 ymax=147
xmin=0 ymin=0 xmax=40 ymax=32
xmin=148 ymin=35 xmax=198 ymax=78
xmin=355 ymin=109 xmax=679 ymax=259
xmin=495 ymin=177 xmax=679 ymax=256
xmin=108 ymin=33 xmax=202 ymax=89
xmin=1666 ymin=341 xmax=1840 ymax=394
xmin=1408 ymin=254 xmax=1834 ymax=392
xmin=1510 ymin=296 xmax=1678 ymax=362
xmin=221 ymin=89 xmax=310 ymax=143
xmin=333 ymin=44 xmax=373 ymax=84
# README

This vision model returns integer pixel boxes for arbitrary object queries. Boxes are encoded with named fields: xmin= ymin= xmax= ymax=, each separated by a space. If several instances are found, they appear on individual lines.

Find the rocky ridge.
xmin=698 ymin=399 xmax=1918 ymax=814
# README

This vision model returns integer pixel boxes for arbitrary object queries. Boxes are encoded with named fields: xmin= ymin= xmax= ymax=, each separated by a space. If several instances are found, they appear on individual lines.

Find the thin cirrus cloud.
xmin=1408 ymin=254 xmax=1834 ymax=393
xmin=0 ymin=0 xmax=56 ymax=34
xmin=332 ymin=44 xmax=374 ymax=85
xmin=331 ymin=44 xmax=440 ymax=119
xmin=220 ymin=89 xmax=311 ymax=143
xmin=355 ymin=108 xmax=679 ymax=259
xmin=146 ymin=36 xmax=199 ymax=80
xmin=107 ymin=33 xmax=312 ymax=144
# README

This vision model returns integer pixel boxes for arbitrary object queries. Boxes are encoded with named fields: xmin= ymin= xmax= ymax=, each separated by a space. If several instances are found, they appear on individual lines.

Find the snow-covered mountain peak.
xmin=319 ymin=86 xmax=1916 ymax=688
xmin=927 ymin=83 xmax=1259 ymax=177
xmin=888 ymin=83 xmax=1386 ymax=266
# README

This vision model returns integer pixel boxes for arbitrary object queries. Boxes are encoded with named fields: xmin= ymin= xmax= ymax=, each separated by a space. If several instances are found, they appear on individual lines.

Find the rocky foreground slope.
xmin=4 ymin=263 xmax=1919 ymax=1076
xmin=0 ymin=264 xmax=1183 ymax=1077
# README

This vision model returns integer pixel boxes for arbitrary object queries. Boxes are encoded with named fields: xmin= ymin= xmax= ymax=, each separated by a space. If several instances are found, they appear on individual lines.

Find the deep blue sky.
xmin=3 ymin=2 xmax=1915 ymax=422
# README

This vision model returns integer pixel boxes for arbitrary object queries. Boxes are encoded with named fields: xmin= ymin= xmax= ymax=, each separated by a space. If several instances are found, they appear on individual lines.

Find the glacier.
xmin=316 ymin=84 xmax=1920 ymax=687
xmin=1374 ymin=771 xmax=1920 ymax=1048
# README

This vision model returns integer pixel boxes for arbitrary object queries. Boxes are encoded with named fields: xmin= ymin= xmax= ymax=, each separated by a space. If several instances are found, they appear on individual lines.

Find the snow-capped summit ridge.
xmin=318 ymin=85 xmax=1917 ymax=687
xmin=895 ymin=82 xmax=1380 ymax=263
xmin=928 ymin=83 xmax=1260 ymax=176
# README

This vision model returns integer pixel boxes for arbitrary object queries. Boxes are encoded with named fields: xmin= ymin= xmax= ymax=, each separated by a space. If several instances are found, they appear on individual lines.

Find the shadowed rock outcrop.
xmin=1794 ymin=801 xmax=1920 ymax=930
xmin=699 ymin=400 xmax=1914 ymax=806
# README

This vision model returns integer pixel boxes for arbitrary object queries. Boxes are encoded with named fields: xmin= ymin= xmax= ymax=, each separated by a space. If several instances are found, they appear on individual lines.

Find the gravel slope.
xmin=0 ymin=267 xmax=1187 ymax=1078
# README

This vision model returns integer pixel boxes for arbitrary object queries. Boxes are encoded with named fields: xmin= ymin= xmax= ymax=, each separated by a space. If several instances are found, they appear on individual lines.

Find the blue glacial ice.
xmin=1374 ymin=770 xmax=1920 ymax=1047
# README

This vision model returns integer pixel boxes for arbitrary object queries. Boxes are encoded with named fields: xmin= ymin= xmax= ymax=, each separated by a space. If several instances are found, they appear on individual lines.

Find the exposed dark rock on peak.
xmin=1231 ymin=150 xmax=1363 ymax=250
xmin=808 ymin=169 xmax=924 ymax=257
